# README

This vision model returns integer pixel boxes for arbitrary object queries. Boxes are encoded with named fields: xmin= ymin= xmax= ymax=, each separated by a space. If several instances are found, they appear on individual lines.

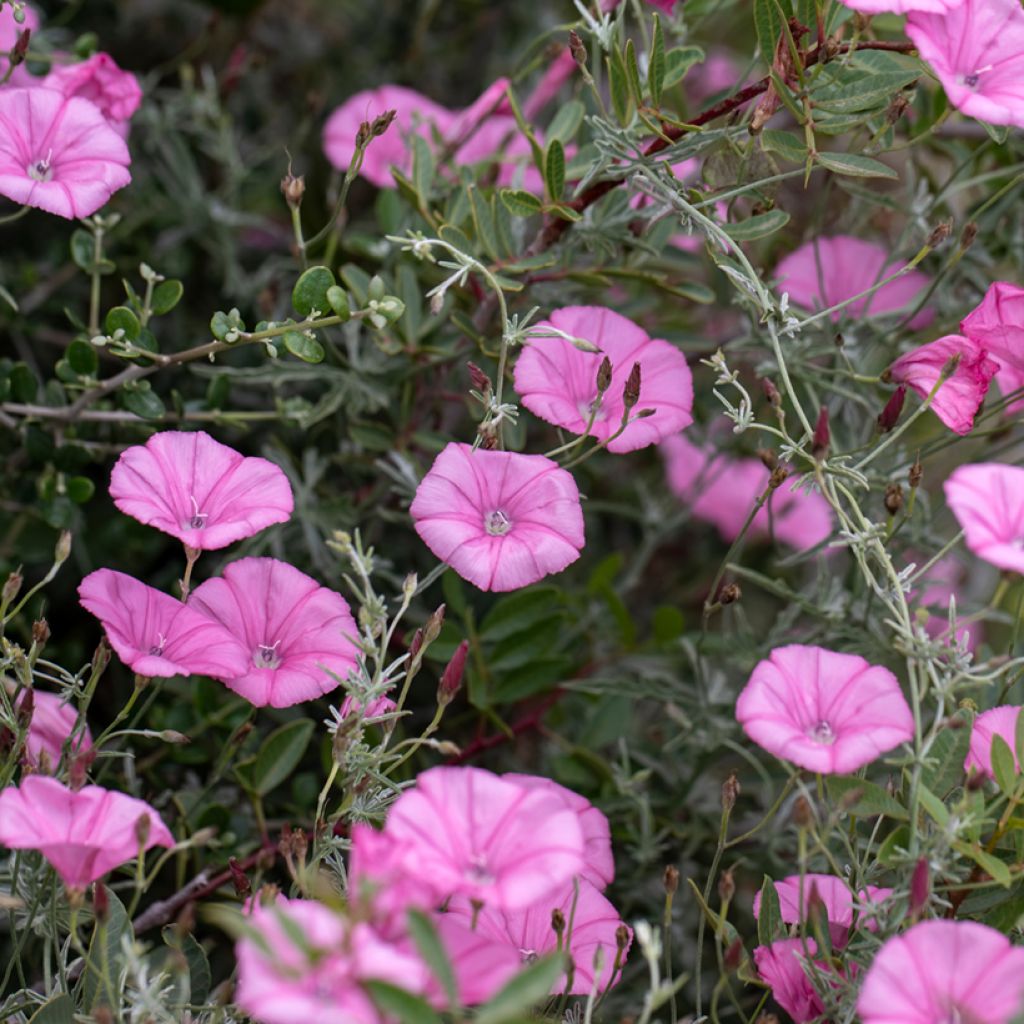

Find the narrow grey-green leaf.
xmin=757 ymin=875 xmax=783 ymax=946
xmin=648 ymin=14 xmax=665 ymax=105
xmin=500 ymin=188 xmax=543 ymax=218
xmin=544 ymin=139 xmax=565 ymax=202
xmin=816 ymin=152 xmax=899 ymax=179
xmin=722 ymin=208 xmax=790 ymax=241
xmin=253 ymin=719 xmax=315 ymax=795
xmin=406 ymin=909 xmax=457 ymax=1008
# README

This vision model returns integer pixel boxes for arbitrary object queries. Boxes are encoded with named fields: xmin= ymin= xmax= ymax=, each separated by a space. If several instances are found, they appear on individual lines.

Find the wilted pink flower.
xmin=503 ymin=773 xmax=614 ymax=889
xmin=661 ymin=435 xmax=833 ymax=551
xmin=0 ymin=87 xmax=130 ymax=218
xmin=0 ymin=775 xmax=173 ymax=889
xmin=753 ymin=873 xmax=891 ymax=948
xmin=235 ymin=895 xmax=430 ymax=1024
xmin=514 ymin=307 xmax=693 ymax=453
xmin=753 ymin=939 xmax=828 ymax=1024
xmin=440 ymin=879 xmax=630 ymax=1001
xmin=944 ymin=463 xmax=1024 ymax=574
xmin=735 ymin=644 xmax=914 ymax=774
xmin=338 ymin=694 xmax=396 ymax=721
xmin=410 ymin=443 xmax=585 ymax=592
xmin=189 ymin=558 xmax=359 ymax=708
xmin=774 ymin=236 xmax=932 ymax=327
xmin=907 ymin=0 xmax=1024 ymax=129
xmin=965 ymin=705 xmax=1021 ymax=779
xmin=0 ymin=3 xmax=39 ymax=86
xmin=858 ymin=920 xmax=1024 ymax=1024
xmin=79 ymin=568 xmax=249 ymax=680
xmin=109 ymin=430 xmax=294 ymax=550
xmin=43 ymin=54 xmax=142 ymax=136
xmin=523 ymin=50 xmax=577 ymax=119
xmin=15 ymin=689 xmax=91 ymax=770
xmin=962 ymin=281 xmax=1024 ymax=413
xmin=323 ymin=85 xmax=453 ymax=188
xmin=384 ymin=765 xmax=584 ymax=910
xmin=887 ymin=335 xmax=997 ymax=435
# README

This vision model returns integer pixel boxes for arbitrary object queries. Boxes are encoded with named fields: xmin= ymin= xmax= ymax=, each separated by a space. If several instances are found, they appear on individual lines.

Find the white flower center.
xmin=961 ymin=64 xmax=992 ymax=90
xmin=578 ymin=396 xmax=608 ymax=423
xmin=149 ymin=632 xmax=167 ymax=657
xmin=465 ymin=853 xmax=495 ymax=885
xmin=484 ymin=509 xmax=512 ymax=536
xmin=519 ymin=948 xmax=539 ymax=963
xmin=27 ymin=150 xmax=53 ymax=182
xmin=185 ymin=494 xmax=209 ymax=530
xmin=253 ymin=640 xmax=282 ymax=669
xmin=808 ymin=720 xmax=836 ymax=745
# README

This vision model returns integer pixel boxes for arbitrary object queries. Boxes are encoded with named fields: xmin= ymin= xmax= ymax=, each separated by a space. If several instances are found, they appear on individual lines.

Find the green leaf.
xmin=648 ymin=14 xmax=665 ymax=105
xmin=982 ymin=121 xmax=1010 ymax=144
xmin=544 ymin=139 xmax=565 ymax=202
xmin=162 ymin=927 xmax=212 ymax=1006
xmin=816 ymin=152 xmax=899 ymax=179
xmin=67 ymin=476 xmax=95 ymax=504
xmin=1014 ymin=708 xmax=1024 ymax=769
xmin=70 ymin=229 xmax=95 ymax=271
xmin=292 ymin=266 xmax=336 ymax=318
xmin=754 ymin=0 xmax=783 ymax=61
xmin=105 ymin=305 xmax=141 ymax=341
xmin=760 ymin=129 xmax=808 ymax=163
xmin=468 ymin=185 xmax=501 ymax=261
xmin=253 ymin=719 xmax=315 ymax=795
xmin=607 ymin=47 xmax=632 ymax=125
xmin=120 ymin=385 xmax=166 ymax=420
xmin=827 ymin=776 xmax=908 ymax=820
xmin=543 ymin=202 xmax=582 ymax=222
xmin=283 ymin=330 xmax=325 ymax=363
xmin=917 ymin=781 xmax=950 ymax=826
xmin=992 ymin=734 xmax=1018 ymax=799
xmin=151 ymin=279 xmax=184 ymax=315
xmin=66 ymin=339 xmax=98 ymax=376
xmin=662 ymin=46 xmax=705 ymax=89
xmin=500 ymin=188 xmax=543 ymax=218
xmin=326 ymin=285 xmax=352 ymax=320
xmin=722 ymin=208 xmax=790 ymax=241
xmin=476 ymin=954 xmax=565 ymax=1024
xmin=922 ymin=710 xmax=972 ymax=797
xmin=953 ymin=840 xmax=1012 ymax=888
xmin=412 ymin=133 xmax=435 ymax=203
xmin=547 ymin=99 xmax=585 ymax=144
xmin=365 ymin=981 xmax=443 ymax=1024
xmin=406 ymin=909 xmax=457 ymax=1008
xmin=757 ymin=875 xmax=783 ymax=946
xmin=481 ymin=587 xmax=564 ymax=642
xmin=28 ymin=995 xmax=75 ymax=1024
xmin=77 ymin=886 xmax=130 ymax=1012
xmin=625 ymin=38 xmax=643 ymax=106
xmin=813 ymin=69 xmax=920 ymax=114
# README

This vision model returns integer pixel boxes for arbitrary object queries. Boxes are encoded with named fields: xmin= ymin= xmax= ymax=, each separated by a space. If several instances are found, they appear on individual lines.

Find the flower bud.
xmin=722 ymin=771 xmax=740 ymax=811
xmin=551 ymin=907 xmax=566 ymax=939
xmin=885 ymin=93 xmax=910 ymax=126
xmin=811 ymin=406 xmax=830 ymax=461
xmin=724 ymin=936 xmax=745 ymax=971
xmin=757 ymin=448 xmax=777 ymax=470
xmin=596 ymin=355 xmax=613 ymax=394
xmin=616 ymin=923 xmax=630 ymax=952
xmin=12 ymin=28 xmax=29 ymax=66
xmin=568 ymin=29 xmax=587 ymax=67
xmin=438 ymin=639 xmax=468 ymax=706
xmin=761 ymin=378 xmax=781 ymax=408
xmin=369 ymin=109 xmax=397 ymax=139
xmin=31 ymin=618 xmax=50 ymax=648
xmin=960 ymin=221 xmax=978 ymax=251
xmin=92 ymin=881 xmax=109 ymax=923
xmin=280 ymin=171 xmax=305 ymax=210
xmin=229 ymin=856 xmax=252 ymax=898
xmin=68 ymin=745 xmax=95 ymax=790
xmin=467 ymin=362 xmax=491 ymax=395
xmin=622 ymin=362 xmax=642 ymax=410
xmin=55 ymin=530 xmax=72 ymax=565
xmin=408 ymin=627 xmax=425 ymax=663
xmin=884 ymin=482 xmax=903 ymax=517
xmin=926 ymin=219 xmax=953 ymax=249
xmin=718 ymin=867 xmax=735 ymax=904
xmin=2 ymin=568 xmax=23 ymax=607
xmin=792 ymin=795 xmax=814 ymax=827
xmin=15 ymin=688 xmax=33 ymax=730
xmin=134 ymin=812 xmax=151 ymax=849
xmin=719 ymin=583 xmax=741 ymax=606
xmin=877 ymin=385 xmax=906 ymax=433
xmin=908 ymin=453 xmax=923 ymax=490
xmin=423 ymin=604 xmax=446 ymax=645
xmin=664 ymin=864 xmax=680 ymax=895
xmin=910 ymin=857 xmax=930 ymax=916
xmin=769 ymin=466 xmax=790 ymax=490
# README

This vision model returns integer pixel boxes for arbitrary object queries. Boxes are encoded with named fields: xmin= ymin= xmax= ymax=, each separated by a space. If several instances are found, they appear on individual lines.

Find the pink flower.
xmin=15 ymin=689 xmax=91 ymax=771
xmin=774 ymin=236 xmax=932 ymax=327
xmin=858 ymin=920 xmax=1024 ymax=1024
xmin=503 ymin=773 xmax=614 ymax=889
xmin=0 ymin=87 xmax=131 ymax=218
xmin=661 ymin=435 xmax=833 ymax=551
xmin=188 ymin=558 xmax=359 ymax=708
xmin=235 ymin=895 xmax=430 ymax=1024
xmin=907 ymin=0 xmax=1024 ymax=129
xmin=79 ymin=568 xmax=249 ymax=680
xmin=439 ymin=879 xmax=630 ymax=1001
xmin=410 ymin=443 xmax=585 ymax=592
xmin=753 ymin=939 xmax=828 ymax=1024
xmin=839 ymin=0 xmax=963 ymax=11
xmin=0 ymin=775 xmax=173 ymax=889
xmin=887 ymin=335 xmax=997 ymax=435
xmin=43 ymin=54 xmax=142 ymax=136
xmin=753 ymin=874 xmax=891 ymax=948
xmin=915 ymin=554 xmax=980 ymax=650
xmin=962 ymin=281 xmax=1024 ymax=412
xmin=384 ymin=765 xmax=585 ymax=911
xmin=944 ymin=463 xmax=1024 ymax=574
xmin=735 ymin=644 xmax=914 ymax=774
xmin=323 ymin=85 xmax=453 ymax=188
xmin=0 ymin=3 xmax=39 ymax=87
xmin=514 ymin=306 xmax=694 ymax=453
xmin=338 ymin=694 xmax=397 ymax=721
xmin=965 ymin=705 xmax=1021 ymax=779
xmin=523 ymin=51 xmax=577 ymax=119
xmin=689 ymin=51 xmax=744 ymax=105
xmin=109 ymin=430 xmax=294 ymax=550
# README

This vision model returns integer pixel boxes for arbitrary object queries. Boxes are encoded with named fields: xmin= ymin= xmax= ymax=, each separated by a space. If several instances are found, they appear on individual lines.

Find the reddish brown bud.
xmin=228 ymin=856 xmax=252 ymax=898
xmin=724 ymin=936 xmax=745 ymax=971
xmin=2 ymin=568 xmax=23 ymax=607
xmin=551 ymin=907 xmax=566 ymax=936
xmin=467 ymin=362 xmax=491 ymax=395
xmin=15 ymin=688 xmax=33 ymax=730
xmin=908 ymin=453 xmax=923 ymax=489
xmin=757 ymin=448 xmax=778 ymax=470
xmin=761 ymin=377 xmax=781 ymax=408
xmin=812 ymin=406 xmax=830 ymax=460
xmin=616 ymin=923 xmax=631 ymax=951
xmin=134 ymin=812 xmax=151 ymax=848
xmin=92 ymin=882 xmax=109 ymax=923
xmin=910 ymin=857 xmax=930 ymax=915
xmin=280 ymin=172 xmax=305 ymax=210
xmin=718 ymin=866 xmax=736 ymax=904
xmin=960 ymin=221 xmax=978 ymax=251
xmin=927 ymin=219 xmax=953 ymax=249
xmin=438 ymin=639 xmax=468 ymax=706
xmin=886 ymin=93 xmax=910 ymax=126
xmin=877 ymin=385 xmax=907 ymax=434
xmin=664 ymin=865 xmax=680 ymax=895
xmin=885 ymin=482 xmax=904 ymax=517
xmin=623 ymin=362 xmax=641 ymax=410
xmin=12 ymin=28 xmax=29 ymax=65
xmin=792 ymin=795 xmax=814 ymax=827
xmin=568 ymin=30 xmax=587 ymax=67
xmin=719 ymin=583 xmax=741 ymax=606
xmin=408 ymin=627 xmax=425 ymax=663
xmin=68 ymin=744 xmax=95 ymax=791
xmin=424 ymin=604 xmax=446 ymax=645
xmin=769 ymin=466 xmax=790 ymax=490
xmin=31 ymin=618 xmax=50 ymax=648
xmin=369 ymin=109 xmax=397 ymax=141
xmin=722 ymin=771 xmax=741 ymax=811
xmin=596 ymin=355 xmax=613 ymax=394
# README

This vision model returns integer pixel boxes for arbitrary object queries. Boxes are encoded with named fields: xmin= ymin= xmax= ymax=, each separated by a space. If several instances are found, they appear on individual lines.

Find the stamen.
xmin=27 ymin=149 xmax=54 ymax=183
xmin=186 ymin=494 xmax=209 ymax=530
xmin=808 ymin=720 xmax=836 ymax=745
xmin=149 ymin=632 xmax=167 ymax=657
xmin=484 ymin=509 xmax=512 ymax=537
xmin=253 ymin=639 xmax=283 ymax=669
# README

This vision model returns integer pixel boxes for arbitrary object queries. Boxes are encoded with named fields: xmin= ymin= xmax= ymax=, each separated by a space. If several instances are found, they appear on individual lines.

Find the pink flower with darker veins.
xmin=43 ymin=53 xmax=142 ymax=136
xmin=858 ymin=920 xmax=1024 ymax=1024
xmin=0 ymin=87 xmax=131 ymax=218
xmin=384 ymin=765 xmax=585 ymax=911
xmin=109 ymin=430 xmax=293 ymax=550
xmin=907 ymin=0 xmax=1024 ymax=129
xmin=78 ymin=568 xmax=249 ymax=680
xmin=887 ymin=334 xmax=997 ymax=435
xmin=411 ymin=443 xmax=585 ymax=592
xmin=0 ymin=775 xmax=173 ymax=889
xmin=188 ymin=558 xmax=359 ymax=708
xmin=514 ymin=306 xmax=693 ymax=453
xmin=735 ymin=644 xmax=914 ymax=774
xmin=753 ymin=939 xmax=830 ymax=1024
xmin=774 ymin=236 xmax=932 ymax=328
xmin=965 ymin=705 xmax=1022 ymax=779
xmin=0 ymin=3 xmax=39 ymax=87
xmin=962 ymin=281 xmax=1024 ymax=414
xmin=944 ymin=463 xmax=1024 ymax=574
xmin=15 ymin=689 xmax=92 ymax=771
xmin=839 ymin=0 xmax=962 ymax=11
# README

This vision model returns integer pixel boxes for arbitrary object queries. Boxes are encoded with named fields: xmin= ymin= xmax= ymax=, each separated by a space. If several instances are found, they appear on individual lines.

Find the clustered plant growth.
xmin=3 ymin=0 xmax=1024 ymax=1021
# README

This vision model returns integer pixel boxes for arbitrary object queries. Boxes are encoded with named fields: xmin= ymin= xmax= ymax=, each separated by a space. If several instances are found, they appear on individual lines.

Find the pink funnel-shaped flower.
xmin=15 ymin=689 xmax=91 ymax=771
xmin=384 ymin=765 xmax=585 ymax=911
xmin=1 ymin=3 xmax=39 ymax=86
xmin=839 ymin=0 xmax=962 ymax=11
xmin=915 ymin=554 xmax=980 ymax=651
xmin=965 ymin=705 xmax=1022 ymax=780
xmin=188 ymin=558 xmax=359 ymax=708
xmin=774 ymin=236 xmax=932 ymax=327
xmin=908 ymin=0 xmax=1024 ymax=129
xmin=887 ymin=335 xmax=997 ymax=435
xmin=43 ymin=54 xmax=142 ymax=136
xmin=109 ymin=430 xmax=294 ymax=550
xmin=440 ymin=879 xmax=630 ymax=1001
xmin=0 ymin=87 xmax=131 ymax=219
xmin=503 ymin=773 xmax=614 ymax=889
xmin=338 ymin=694 xmax=396 ymax=722
xmin=410 ymin=443 xmax=585 ymax=592
xmin=944 ymin=463 xmax=1024 ymax=574
xmin=661 ymin=435 xmax=833 ymax=551
xmin=735 ymin=644 xmax=914 ymax=774
xmin=753 ymin=874 xmax=891 ymax=948
xmin=323 ymin=85 xmax=453 ymax=188
xmin=0 ymin=775 xmax=173 ymax=889
xmin=754 ymin=939 xmax=830 ymax=1024
xmin=79 ymin=569 xmax=249 ymax=680
xmin=962 ymin=281 xmax=1024 ymax=413
xmin=235 ymin=895 xmax=430 ymax=1024
xmin=858 ymin=920 xmax=1024 ymax=1024
xmin=514 ymin=306 xmax=694 ymax=453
